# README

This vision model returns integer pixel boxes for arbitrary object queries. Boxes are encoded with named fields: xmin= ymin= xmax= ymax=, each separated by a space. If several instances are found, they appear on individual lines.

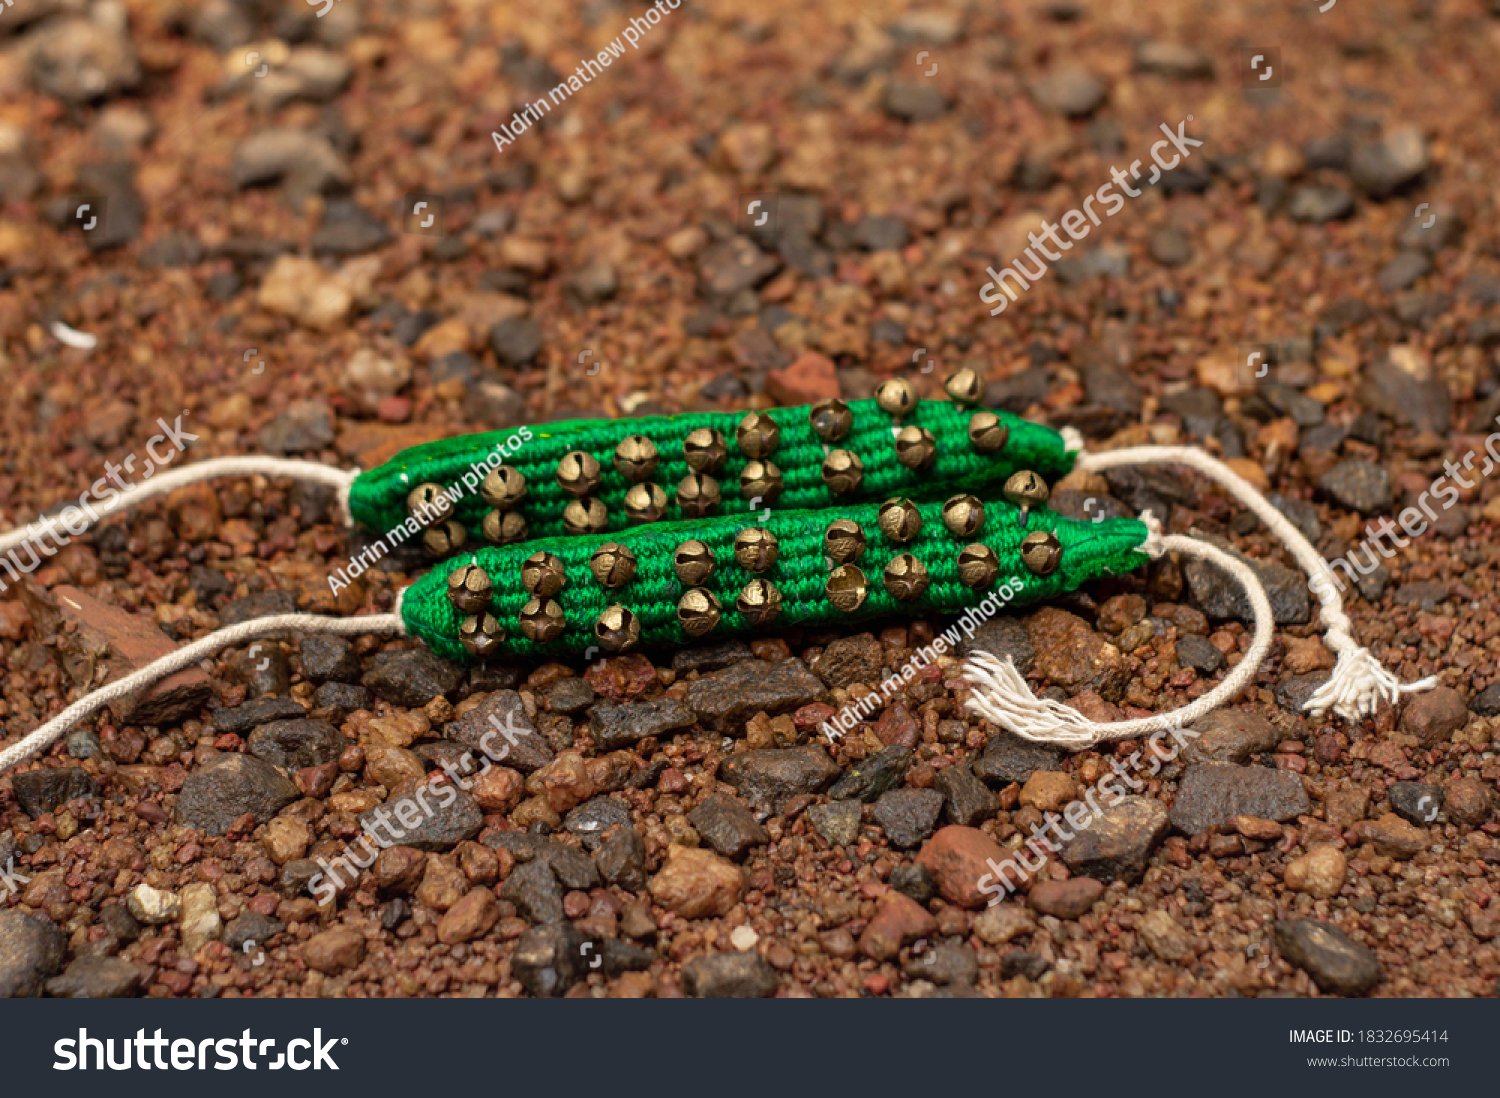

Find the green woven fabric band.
xmin=347 ymin=399 xmax=1075 ymax=542
xmin=401 ymin=502 xmax=1149 ymax=662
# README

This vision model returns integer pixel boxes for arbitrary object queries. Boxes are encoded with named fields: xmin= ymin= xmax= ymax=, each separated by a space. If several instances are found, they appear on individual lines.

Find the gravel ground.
xmin=1 ymin=0 xmax=1499 ymax=999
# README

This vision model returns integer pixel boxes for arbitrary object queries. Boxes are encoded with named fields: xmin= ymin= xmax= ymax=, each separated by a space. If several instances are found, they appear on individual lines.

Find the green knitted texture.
xmin=401 ymin=502 xmax=1150 ymax=662
xmin=347 ymin=400 xmax=1075 ymax=542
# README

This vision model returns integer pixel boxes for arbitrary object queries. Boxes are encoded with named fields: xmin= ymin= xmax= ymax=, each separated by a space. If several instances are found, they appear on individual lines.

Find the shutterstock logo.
xmin=54 ymin=1029 xmax=345 ymax=1071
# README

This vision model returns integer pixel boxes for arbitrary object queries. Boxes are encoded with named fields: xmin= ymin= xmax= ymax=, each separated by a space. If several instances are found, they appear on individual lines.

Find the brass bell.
xmin=942 ymin=494 xmax=986 ymax=537
xmin=624 ymin=482 xmax=668 ymax=525
xmin=824 ymin=519 xmax=867 ymax=564
xmin=875 ymin=377 xmax=918 ymax=419
xmin=563 ymin=497 xmax=609 ymax=536
xmin=735 ymin=412 xmax=780 ymax=459
xmin=519 ymin=597 xmax=566 ymax=644
xmin=459 ymin=613 xmax=505 ymax=658
xmin=595 ymin=605 xmax=641 ymax=652
xmin=677 ymin=588 xmax=722 ymax=637
xmin=822 ymin=449 xmax=864 ymax=494
xmin=673 ymin=540 xmax=716 ymax=586
xmin=894 ymin=425 xmax=936 ymax=471
xmin=557 ymin=451 xmax=603 ymax=498
xmin=590 ymin=542 xmax=637 ymax=588
xmin=446 ymin=563 xmax=493 ymax=613
xmin=1004 ymin=470 xmax=1050 ymax=525
xmin=480 ymin=466 xmax=528 ymax=511
xmin=944 ymin=368 xmax=984 ymax=407
xmin=407 ymin=483 xmax=449 ymax=527
xmin=736 ymin=578 xmax=782 ymax=627
xmin=883 ymin=554 xmax=930 ymax=601
xmin=1020 ymin=530 xmax=1062 ymax=575
xmin=521 ymin=551 xmax=567 ymax=597
xmin=677 ymin=473 xmax=721 ymax=518
xmin=878 ymin=497 xmax=922 ymax=543
xmin=614 ymin=435 xmax=659 ymax=482
xmin=825 ymin=565 xmax=869 ymax=613
xmin=809 ymin=398 xmax=852 ymax=443
xmin=482 ymin=509 xmax=528 ymax=545
xmin=422 ymin=520 xmax=467 ymax=556
xmin=957 ymin=543 xmax=1000 ymax=589
xmin=734 ymin=527 xmax=779 ymax=572
xmin=739 ymin=460 xmax=783 ymax=504
xmin=968 ymin=412 xmax=1009 ymax=455
xmin=683 ymin=428 xmax=728 ymax=473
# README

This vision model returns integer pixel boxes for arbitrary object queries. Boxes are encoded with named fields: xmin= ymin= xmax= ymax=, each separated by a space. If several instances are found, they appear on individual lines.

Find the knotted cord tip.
xmin=1060 ymin=426 xmax=1086 ymax=454
xmin=1302 ymin=646 xmax=1440 ymax=722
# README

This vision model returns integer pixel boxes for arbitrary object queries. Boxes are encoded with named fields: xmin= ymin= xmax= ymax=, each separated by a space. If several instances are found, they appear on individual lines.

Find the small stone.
xmin=1273 ymin=918 xmax=1381 ymax=996
xmin=261 ymin=816 xmax=311 ymax=865
xmin=1170 ymin=763 xmax=1310 ymax=834
xmin=1387 ymin=781 xmax=1444 ymax=826
xmin=1019 ymin=771 xmax=1078 ymax=813
xmin=247 ymin=718 xmax=346 ymax=770
xmin=358 ymin=786 xmax=482 ymax=852
xmin=1134 ymin=40 xmax=1214 ymax=79
xmin=1176 ymin=634 xmax=1226 ymax=674
xmin=1398 ymin=686 xmax=1469 ymax=746
xmin=1027 ymin=608 xmax=1128 ymax=701
xmin=972 ymin=731 xmax=1062 ymax=785
xmin=233 ymin=129 xmax=350 ymax=203
xmin=1182 ymin=534 xmax=1310 ymax=625
xmin=684 ymin=658 xmax=825 ymax=733
xmin=547 ymin=677 xmax=596 ymax=716
xmin=563 ymin=797 xmax=633 ymax=851
xmin=934 ymin=764 xmax=999 ymax=827
xmin=511 ymin=924 xmax=590 ymax=997
xmin=1287 ymin=187 xmax=1356 ymax=224
xmin=718 ymin=745 xmax=841 ymax=815
xmin=1349 ymin=127 xmax=1427 ymax=198
xmin=363 ymin=648 xmax=464 ymax=708
xmin=589 ymin=698 xmax=697 ymax=750
xmin=828 ymin=745 xmax=911 ymax=802
xmin=1136 ymin=909 xmax=1193 ymax=961
xmin=873 ymin=788 xmax=945 ymax=849
xmin=883 ymin=81 xmax=951 ymax=122
xmin=858 ymin=891 xmax=937 ymax=961
xmin=807 ymin=800 xmax=863 ymax=847
xmin=974 ymin=904 xmax=1036 ymax=945
xmin=687 ymin=793 xmax=769 ymax=861
xmin=0 ymin=912 xmax=66 ymax=997
xmin=10 ymin=767 xmax=95 ymax=817
xmin=44 ymin=956 xmax=144 ymax=999
xmin=489 ymin=317 xmax=544 ymax=366
xmin=916 ymin=826 xmax=1011 ymax=909
xmin=889 ymin=863 xmax=935 ymax=905
xmin=1148 ymin=227 xmax=1192 ymax=266
xmin=681 ymin=951 xmax=778 ymax=998
xmin=959 ymin=617 xmax=1036 ymax=673
xmin=1356 ymin=813 xmax=1426 ymax=860
xmin=178 ymin=882 xmax=221 ymax=954
xmin=1443 ymin=777 xmax=1492 ymax=826
xmin=175 ymin=754 xmax=299 ymax=836
xmin=1377 ymin=251 xmax=1430 ymax=294
xmin=594 ymin=827 xmax=647 ymax=891
xmin=648 ymin=846 xmax=743 ymax=918
xmin=1317 ymin=460 xmax=1392 ymax=514
xmin=1028 ymin=878 xmax=1103 ymax=919
xmin=31 ymin=18 xmax=141 ymax=104
xmin=809 ymin=633 xmax=885 ymax=688
xmin=1284 ymin=846 xmax=1347 ymax=899
xmin=299 ymin=635 xmax=362 ymax=681
xmin=1180 ymin=710 xmax=1280 ymax=764
xmin=447 ymin=691 xmax=552 ymax=772
xmin=501 ymin=859 xmax=565 ymax=924
xmin=1061 ymin=796 xmax=1169 ymax=883
xmin=1029 ymin=67 xmax=1107 ymax=116
xmin=698 ymin=238 xmax=779 ymax=297
xmin=303 ymin=927 xmax=365 ymax=974
xmin=437 ymin=888 xmax=500 ymax=944
xmin=311 ymin=200 xmax=392 ymax=256
xmin=127 ymin=883 xmax=181 ymax=925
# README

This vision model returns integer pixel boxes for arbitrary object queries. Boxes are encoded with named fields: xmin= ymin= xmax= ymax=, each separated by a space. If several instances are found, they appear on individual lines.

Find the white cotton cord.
xmin=1060 ymin=426 xmax=1085 ymax=454
xmin=963 ymin=533 xmax=1274 ymax=748
xmin=0 ymin=609 xmax=405 ymax=774
xmin=1074 ymin=444 xmax=1438 ymax=721
xmin=0 ymin=457 xmax=359 ymax=558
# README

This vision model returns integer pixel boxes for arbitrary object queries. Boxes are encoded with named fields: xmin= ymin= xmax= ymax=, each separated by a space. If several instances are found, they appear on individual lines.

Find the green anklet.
xmin=399 ymin=494 xmax=1150 ymax=662
xmin=346 ymin=380 xmax=1078 ymax=551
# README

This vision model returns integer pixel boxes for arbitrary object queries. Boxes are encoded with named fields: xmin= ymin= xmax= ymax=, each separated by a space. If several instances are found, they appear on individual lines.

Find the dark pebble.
xmin=872 ymin=788 xmax=945 ymax=849
xmin=1387 ymin=781 xmax=1444 ymax=826
xmin=10 ymin=767 xmax=96 ymax=817
xmin=500 ymin=859 xmax=565 ymax=924
xmin=489 ymin=317 xmax=544 ymax=366
xmin=546 ymin=677 xmax=596 ymax=716
xmin=311 ymin=200 xmax=392 ymax=256
xmin=1176 ymin=634 xmax=1226 ymax=674
xmin=246 ymin=718 xmax=347 ymax=770
xmin=934 ymin=762 xmax=1000 ymax=827
xmin=0 ymin=911 xmax=66 ymax=997
xmin=806 ymin=800 xmax=862 ymax=847
xmin=889 ymin=862 xmax=936 ymax=905
xmin=828 ymin=745 xmax=911 ymax=803
xmin=971 ymin=731 xmax=1063 ymax=786
xmin=1273 ymin=918 xmax=1382 ymax=995
xmin=681 ymin=951 xmax=778 ymax=998
xmin=718 ymin=745 xmax=841 ymax=815
xmin=589 ymin=698 xmax=696 ymax=750
xmin=593 ymin=827 xmax=647 ymax=891
xmin=1169 ymin=763 xmax=1311 ymax=834
xmin=688 ymin=793 xmax=770 ymax=861
xmin=1060 ymin=796 xmax=1169 ymax=883
xmin=363 ymin=648 xmax=464 ymax=708
xmin=563 ymin=797 xmax=633 ymax=851
xmin=45 ymin=956 xmax=145 ymax=998
xmin=175 ymin=755 xmax=300 ymax=836
xmin=809 ymin=633 xmax=885 ymax=688
xmin=683 ymin=658 xmax=825 ymax=733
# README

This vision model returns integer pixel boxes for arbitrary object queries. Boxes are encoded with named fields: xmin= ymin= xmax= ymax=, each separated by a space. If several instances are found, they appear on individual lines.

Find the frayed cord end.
xmin=1303 ymin=646 xmax=1440 ymax=723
